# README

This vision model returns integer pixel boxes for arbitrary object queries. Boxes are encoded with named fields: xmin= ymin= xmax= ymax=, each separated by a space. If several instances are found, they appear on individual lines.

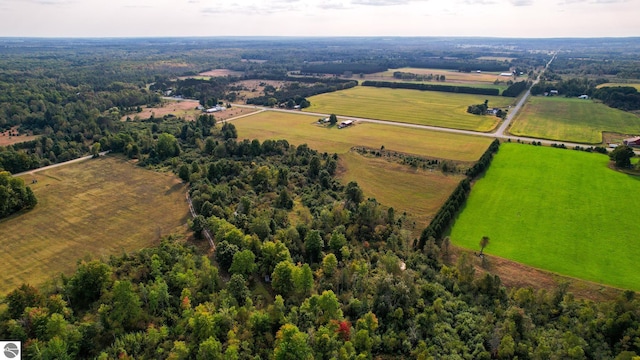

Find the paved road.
xmin=495 ymin=52 xmax=556 ymax=137
xmin=13 ymin=151 xmax=110 ymax=177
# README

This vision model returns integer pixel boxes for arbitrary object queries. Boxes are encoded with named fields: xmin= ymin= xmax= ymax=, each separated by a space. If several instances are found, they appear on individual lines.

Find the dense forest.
xmin=2 ymin=123 xmax=640 ymax=358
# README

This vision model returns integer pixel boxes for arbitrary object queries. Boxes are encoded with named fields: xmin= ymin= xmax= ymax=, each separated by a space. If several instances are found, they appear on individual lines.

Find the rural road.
xmin=13 ymin=151 xmax=110 ymax=177
xmin=167 ymin=57 xmax=640 ymax=154
xmin=495 ymin=52 xmax=556 ymax=137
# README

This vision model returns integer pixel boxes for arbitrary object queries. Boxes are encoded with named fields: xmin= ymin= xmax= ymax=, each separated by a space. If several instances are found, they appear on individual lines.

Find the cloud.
xmin=460 ymin=0 xmax=497 ymax=4
xmin=0 ymin=0 xmax=74 ymax=5
xmin=352 ymin=0 xmax=410 ymax=5
xmin=318 ymin=1 xmax=352 ymax=9
xmin=202 ymin=1 xmax=301 ymax=15
xmin=351 ymin=0 xmax=429 ymax=5
xmin=509 ymin=0 xmax=533 ymax=5
xmin=558 ymin=0 xmax=628 ymax=4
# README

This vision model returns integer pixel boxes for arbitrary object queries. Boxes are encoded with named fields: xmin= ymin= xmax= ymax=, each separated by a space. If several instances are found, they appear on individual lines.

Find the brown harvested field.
xmin=446 ymin=247 xmax=623 ymax=303
xmin=0 ymin=127 xmax=39 ymax=146
xmin=199 ymin=69 xmax=244 ymax=77
xmin=0 ymin=155 xmax=190 ymax=294
xmin=122 ymin=100 xmax=258 ymax=122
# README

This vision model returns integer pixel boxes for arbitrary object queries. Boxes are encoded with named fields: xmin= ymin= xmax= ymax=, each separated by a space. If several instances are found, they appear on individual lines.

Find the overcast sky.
xmin=0 ymin=0 xmax=638 ymax=38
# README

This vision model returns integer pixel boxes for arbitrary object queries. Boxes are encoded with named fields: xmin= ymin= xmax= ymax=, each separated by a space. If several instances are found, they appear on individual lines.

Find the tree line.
xmin=362 ymin=80 xmax=500 ymax=96
xmin=591 ymin=86 xmax=640 ymax=111
xmin=502 ymin=80 xmax=530 ymax=97
xmin=419 ymin=139 xmax=501 ymax=248
xmin=246 ymin=80 xmax=357 ymax=107
xmin=0 ymin=171 xmax=37 ymax=219
xmin=300 ymin=63 xmax=387 ymax=75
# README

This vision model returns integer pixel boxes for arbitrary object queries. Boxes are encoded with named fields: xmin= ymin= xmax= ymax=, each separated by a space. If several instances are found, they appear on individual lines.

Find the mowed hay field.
xmin=339 ymin=152 xmax=465 ymax=230
xmin=304 ymin=87 xmax=514 ymax=132
xmin=449 ymin=143 xmax=640 ymax=291
xmin=234 ymin=111 xmax=493 ymax=161
xmin=510 ymin=96 xmax=640 ymax=144
xmin=0 ymin=156 xmax=189 ymax=294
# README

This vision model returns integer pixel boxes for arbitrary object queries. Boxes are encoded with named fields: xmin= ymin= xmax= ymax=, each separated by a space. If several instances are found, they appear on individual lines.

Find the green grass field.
xmin=339 ymin=152 xmax=465 ymax=230
xmin=0 ymin=156 xmax=189 ymax=294
xmin=304 ymin=87 xmax=514 ymax=132
xmin=510 ymin=96 xmax=640 ymax=143
xmin=449 ymin=143 xmax=640 ymax=291
xmin=234 ymin=111 xmax=492 ymax=161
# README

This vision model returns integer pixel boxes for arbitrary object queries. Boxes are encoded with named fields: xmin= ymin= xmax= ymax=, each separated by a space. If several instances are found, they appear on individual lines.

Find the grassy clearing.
xmin=339 ymin=152 xmax=465 ymax=230
xmin=234 ymin=111 xmax=492 ymax=161
xmin=0 ymin=126 xmax=39 ymax=146
xmin=123 ymin=100 xmax=202 ymax=122
xmin=304 ymin=87 xmax=514 ymax=132
xmin=510 ymin=96 xmax=640 ymax=144
xmin=0 ymin=156 xmax=189 ymax=294
xmin=122 ymin=100 xmax=257 ymax=122
xmin=449 ymin=143 xmax=640 ymax=291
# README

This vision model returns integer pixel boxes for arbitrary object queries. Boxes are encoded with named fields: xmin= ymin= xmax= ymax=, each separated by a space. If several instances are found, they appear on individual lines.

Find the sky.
xmin=0 ymin=0 xmax=638 ymax=38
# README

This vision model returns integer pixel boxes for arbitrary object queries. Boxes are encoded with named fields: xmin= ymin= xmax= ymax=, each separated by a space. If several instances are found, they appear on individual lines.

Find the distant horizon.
xmin=1 ymin=35 xmax=639 ymax=40
xmin=0 ymin=0 xmax=638 ymax=38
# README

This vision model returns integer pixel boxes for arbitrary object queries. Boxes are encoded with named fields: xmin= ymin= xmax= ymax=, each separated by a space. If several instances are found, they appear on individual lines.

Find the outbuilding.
xmin=623 ymin=137 xmax=640 ymax=147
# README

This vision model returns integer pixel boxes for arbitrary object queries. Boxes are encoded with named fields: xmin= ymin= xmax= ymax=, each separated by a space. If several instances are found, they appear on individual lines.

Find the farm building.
xmin=500 ymin=72 xmax=513 ymax=77
xmin=338 ymin=120 xmax=353 ymax=129
xmin=623 ymin=137 xmax=640 ymax=147
xmin=205 ymin=105 xmax=225 ymax=113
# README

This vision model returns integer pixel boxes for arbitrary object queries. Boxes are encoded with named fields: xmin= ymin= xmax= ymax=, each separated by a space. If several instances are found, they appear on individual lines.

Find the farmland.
xmin=304 ymin=86 xmax=514 ymax=131
xmin=367 ymin=67 xmax=508 ymax=84
xmin=233 ymin=111 xmax=485 ymax=229
xmin=233 ymin=110 xmax=493 ymax=161
xmin=449 ymin=143 xmax=640 ymax=291
xmin=339 ymin=152 xmax=465 ymax=230
xmin=509 ymin=96 xmax=640 ymax=143
xmin=0 ymin=156 xmax=189 ymax=294
xmin=122 ymin=99 xmax=257 ymax=122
